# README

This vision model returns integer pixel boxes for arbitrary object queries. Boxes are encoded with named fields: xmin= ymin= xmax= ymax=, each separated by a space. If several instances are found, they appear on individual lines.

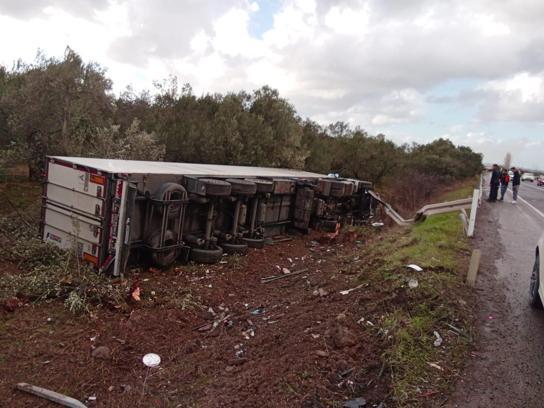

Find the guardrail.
xmin=370 ymin=188 xmax=479 ymax=237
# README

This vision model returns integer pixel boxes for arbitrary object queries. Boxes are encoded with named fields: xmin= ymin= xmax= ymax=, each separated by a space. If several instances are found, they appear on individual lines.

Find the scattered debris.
xmin=315 ymin=350 xmax=329 ymax=357
xmin=371 ymin=222 xmax=384 ymax=227
xmin=433 ymin=331 xmax=443 ymax=347
xmin=234 ymin=343 xmax=245 ymax=358
xmin=339 ymin=367 xmax=354 ymax=378
xmin=15 ymin=383 xmax=87 ymax=408
xmin=406 ymin=264 xmax=423 ymax=272
xmin=242 ymin=328 xmax=255 ymax=339
xmin=445 ymin=323 xmax=463 ymax=335
xmin=272 ymin=237 xmax=293 ymax=244
xmin=343 ymin=397 xmax=367 ymax=407
xmin=250 ymin=306 xmax=265 ymax=315
xmin=313 ymin=288 xmax=329 ymax=297
xmin=339 ymin=283 xmax=366 ymax=295
xmin=282 ymin=267 xmax=291 ymax=274
xmin=142 ymin=353 xmax=161 ymax=368
xmin=130 ymin=287 xmax=141 ymax=302
xmin=87 ymin=395 xmax=97 ymax=402
xmin=427 ymin=362 xmax=443 ymax=371
xmin=91 ymin=346 xmax=111 ymax=360
xmin=196 ymin=323 xmax=213 ymax=332
xmin=261 ymin=268 xmax=308 ymax=283
xmin=408 ymin=278 xmax=419 ymax=289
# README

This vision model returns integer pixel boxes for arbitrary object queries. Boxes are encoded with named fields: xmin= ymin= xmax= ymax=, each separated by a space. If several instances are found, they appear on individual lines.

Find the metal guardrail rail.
xmin=369 ymin=189 xmax=478 ymax=236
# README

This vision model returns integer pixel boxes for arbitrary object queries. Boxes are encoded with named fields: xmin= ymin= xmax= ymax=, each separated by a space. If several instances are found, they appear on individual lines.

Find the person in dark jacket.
xmin=511 ymin=167 xmax=521 ymax=203
xmin=488 ymin=164 xmax=500 ymax=202
xmin=499 ymin=169 xmax=510 ymax=201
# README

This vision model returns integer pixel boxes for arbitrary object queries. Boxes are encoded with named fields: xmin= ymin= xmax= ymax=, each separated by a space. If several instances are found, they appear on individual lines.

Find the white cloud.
xmin=477 ymin=71 xmax=544 ymax=122
xmin=1 ymin=0 xmax=544 ymax=166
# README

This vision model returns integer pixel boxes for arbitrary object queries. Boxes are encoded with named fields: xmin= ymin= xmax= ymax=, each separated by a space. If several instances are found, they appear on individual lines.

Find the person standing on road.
xmin=511 ymin=167 xmax=521 ymax=204
xmin=499 ymin=169 xmax=510 ymax=201
xmin=488 ymin=164 xmax=500 ymax=202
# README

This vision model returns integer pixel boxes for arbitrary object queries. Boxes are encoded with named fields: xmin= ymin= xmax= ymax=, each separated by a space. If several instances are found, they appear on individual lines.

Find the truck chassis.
xmin=41 ymin=156 xmax=376 ymax=275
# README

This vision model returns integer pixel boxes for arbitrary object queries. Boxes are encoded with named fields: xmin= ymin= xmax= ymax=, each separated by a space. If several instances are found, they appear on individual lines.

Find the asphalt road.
xmin=516 ymin=181 xmax=544 ymax=214
xmin=449 ymin=180 xmax=544 ymax=407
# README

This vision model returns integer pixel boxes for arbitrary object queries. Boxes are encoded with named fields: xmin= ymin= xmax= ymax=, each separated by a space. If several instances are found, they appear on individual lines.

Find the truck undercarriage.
xmin=41 ymin=157 xmax=377 ymax=275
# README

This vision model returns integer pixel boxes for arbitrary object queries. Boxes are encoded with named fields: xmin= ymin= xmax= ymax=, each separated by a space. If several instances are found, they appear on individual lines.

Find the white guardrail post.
xmin=467 ymin=188 xmax=479 ymax=237
xmin=478 ymin=171 xmax=485 ymax=207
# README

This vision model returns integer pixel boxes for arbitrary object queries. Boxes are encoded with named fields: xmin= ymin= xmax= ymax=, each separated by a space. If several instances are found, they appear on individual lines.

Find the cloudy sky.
xmin=1 ymin=0 xmax=543 ymax=168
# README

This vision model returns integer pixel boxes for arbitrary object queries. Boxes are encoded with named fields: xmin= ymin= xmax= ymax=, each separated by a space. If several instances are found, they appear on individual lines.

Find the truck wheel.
xmin=221 ymin=242 xmax=249 ymax=255
xmin=243 ymin=237 xmax=265 ymax=249
xmin=147 ymin=229 xmax=179 ymax=267
xmin=245 ymin=179 xmax=274 ymax=194
xmin=530 ymin=252 xmax=542 ymax=308
xmin=200 ymin=178 xmax=232 ymax=196
xmin=155 ymin=182 xmax=186 ymax=219
xmin=190 ymin=246 xmax=224 ymax=264
xmin=226 ymin=179 xmax=257 ymax=195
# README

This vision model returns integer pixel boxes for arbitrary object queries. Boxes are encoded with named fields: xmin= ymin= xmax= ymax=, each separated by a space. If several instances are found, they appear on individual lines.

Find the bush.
xmin=0 ymin=215 xmax=128 ymax=314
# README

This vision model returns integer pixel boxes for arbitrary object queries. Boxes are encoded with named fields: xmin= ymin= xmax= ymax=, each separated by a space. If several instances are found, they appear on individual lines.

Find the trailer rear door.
xmin=42 ymin=160 xmax=108 ymax=267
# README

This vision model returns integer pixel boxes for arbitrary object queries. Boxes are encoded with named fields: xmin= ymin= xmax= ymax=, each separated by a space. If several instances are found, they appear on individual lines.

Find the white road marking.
xmin=507 ymin=189 xmax=544 ymax=220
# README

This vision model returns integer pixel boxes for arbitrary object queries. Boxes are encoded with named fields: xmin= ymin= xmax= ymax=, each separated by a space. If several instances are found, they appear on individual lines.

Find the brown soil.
xmin=0 ymin=230 xmax=391 ymax=407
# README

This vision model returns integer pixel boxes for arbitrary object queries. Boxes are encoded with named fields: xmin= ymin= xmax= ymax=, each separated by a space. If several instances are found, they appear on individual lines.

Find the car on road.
xmin=522 ymin=172 xmax=536 ymax=182
xmin=530 ymin=234 xmax=544 ymax=308
xmin=537 ymin=176 xmax=544 ymax=187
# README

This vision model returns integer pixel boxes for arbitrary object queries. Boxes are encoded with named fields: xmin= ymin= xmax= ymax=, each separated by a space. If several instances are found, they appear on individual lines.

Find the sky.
xmin=0 ymin=0 xmax=543 ymax=168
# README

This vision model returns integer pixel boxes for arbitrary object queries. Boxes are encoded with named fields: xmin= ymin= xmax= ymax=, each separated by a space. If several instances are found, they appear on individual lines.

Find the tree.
xmin=83 ymin=119 xmax=165 ymax=161
xmin=2 ymin=48 xmax=113 ymax=178
xmin=334 ymin=132 xmax=403 ymax=184
xmin=248 ymin=86 xmax=307 ymax=168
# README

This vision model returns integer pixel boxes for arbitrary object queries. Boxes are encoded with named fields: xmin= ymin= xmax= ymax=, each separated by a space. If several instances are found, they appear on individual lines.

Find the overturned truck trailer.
xmin=41 ymin=156 xmax=376 ymax=275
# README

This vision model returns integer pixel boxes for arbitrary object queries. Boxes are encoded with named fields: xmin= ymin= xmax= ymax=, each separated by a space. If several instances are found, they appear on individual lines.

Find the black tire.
xmin=190 ymin=246 xmax=224 ymax=264
xmin=155 ymin=182 xmax=186 ymax=219
xmin=221 ymin=242 xmax=249 ymax=255
xmin=199 ymin=178 xmax=232 ymax=196
xmin=245 ymin=179 xmax=274 ymax=194
xmin=226 ymin=179 xmax=257 ymax=195
xmin=530 ymin=252 xmax=542 ymax=308
xmin=147 ymin=229 xmax=179 ymax=267
xmin=243 ymin=237 xmax=265 ymax=249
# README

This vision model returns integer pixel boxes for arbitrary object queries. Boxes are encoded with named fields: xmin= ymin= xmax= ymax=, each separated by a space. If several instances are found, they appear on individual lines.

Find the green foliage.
xmin=0 ymin=214 xmax=127 ymax=314
xmin=0 ymin=48 xmax=482 ymax=184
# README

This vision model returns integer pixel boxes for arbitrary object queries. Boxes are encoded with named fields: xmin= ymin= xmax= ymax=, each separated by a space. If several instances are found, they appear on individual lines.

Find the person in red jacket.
xmin=499 ymin=168 xmax=510 ymax=201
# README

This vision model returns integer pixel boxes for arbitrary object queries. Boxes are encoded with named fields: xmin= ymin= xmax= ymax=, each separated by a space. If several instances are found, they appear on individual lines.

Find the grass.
xmin=356 ymin=179 xmax=476 ymax=406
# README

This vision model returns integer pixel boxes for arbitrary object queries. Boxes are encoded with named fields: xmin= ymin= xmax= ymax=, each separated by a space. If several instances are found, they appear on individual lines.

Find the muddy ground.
xmin=1 ymin=229 xmax=394 ymax=407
